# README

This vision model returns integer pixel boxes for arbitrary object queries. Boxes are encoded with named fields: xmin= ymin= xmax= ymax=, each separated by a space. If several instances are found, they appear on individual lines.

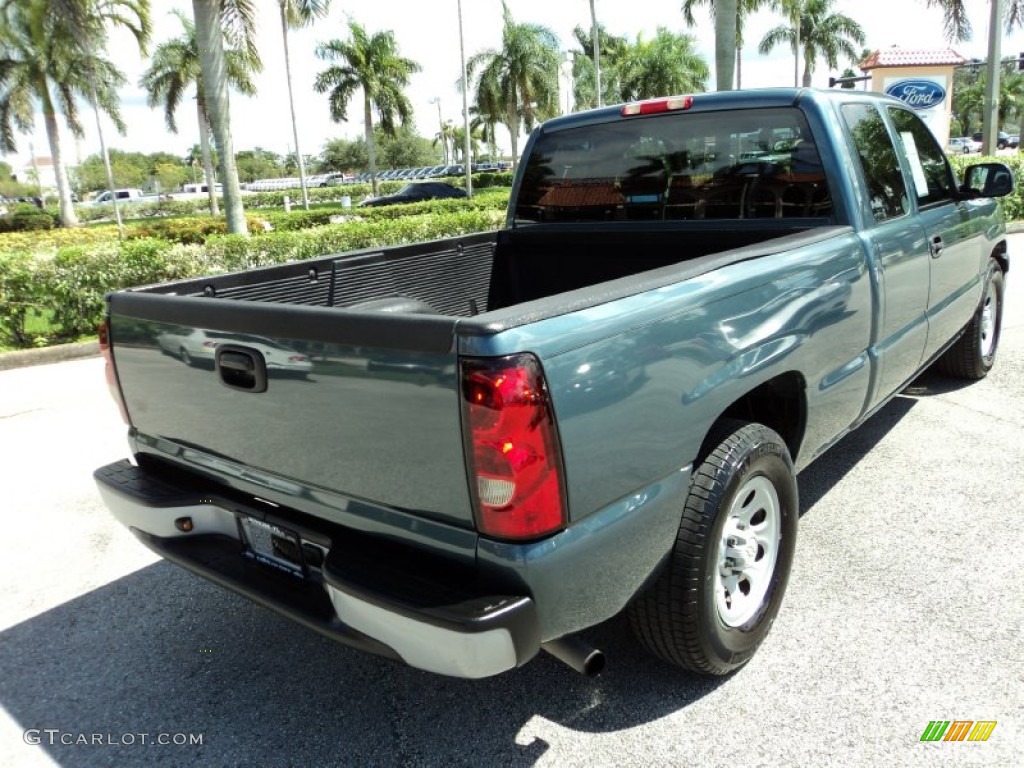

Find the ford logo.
xmin=885 ymin=80 xmax=946 ymax=110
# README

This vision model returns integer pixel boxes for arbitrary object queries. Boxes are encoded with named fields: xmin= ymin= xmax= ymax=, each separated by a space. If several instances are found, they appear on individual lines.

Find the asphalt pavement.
xmin=0 ymin=239 xmax=1021 ymax=767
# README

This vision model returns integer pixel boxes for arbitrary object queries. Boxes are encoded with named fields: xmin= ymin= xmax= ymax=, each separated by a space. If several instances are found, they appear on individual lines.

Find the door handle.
xmin=929 ymin=235 xmax=943 ymax=258
xmin=216 ymin=345 xmax=268 ymax=392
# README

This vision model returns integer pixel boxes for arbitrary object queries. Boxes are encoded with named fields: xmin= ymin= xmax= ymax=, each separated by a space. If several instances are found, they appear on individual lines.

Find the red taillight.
xmin=99 ymin=320 xmax=129 ymax=424
xmin=289 ymin=355 xmax=307 ymax=362
xmin=620 ymin=95 xmax=694 ymax=116
xmin=461 ymin=354 xmax=566 ymax=540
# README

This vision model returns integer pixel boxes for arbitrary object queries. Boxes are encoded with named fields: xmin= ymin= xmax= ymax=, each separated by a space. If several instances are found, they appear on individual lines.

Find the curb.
xmin=0 ymin=341 xmax=100 ymax=372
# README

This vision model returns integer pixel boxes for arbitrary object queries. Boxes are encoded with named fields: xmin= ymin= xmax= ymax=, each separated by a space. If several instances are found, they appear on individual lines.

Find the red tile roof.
xmin=860 ymin=48 xmax=966 ymax=70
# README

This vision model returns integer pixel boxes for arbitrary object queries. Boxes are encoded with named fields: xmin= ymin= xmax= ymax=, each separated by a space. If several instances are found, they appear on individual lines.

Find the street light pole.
xmin=981 ymin=0 xmax=1005 ymax=155
xmin=590 ymin=0 xmax=601 ymax=107
xmin=458 ymin=0 xmax=473 ymax=197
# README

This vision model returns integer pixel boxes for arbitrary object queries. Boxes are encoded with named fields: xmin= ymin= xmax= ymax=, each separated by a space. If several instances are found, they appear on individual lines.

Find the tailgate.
xmin=108 ymin=291 xmax=475 ymax=528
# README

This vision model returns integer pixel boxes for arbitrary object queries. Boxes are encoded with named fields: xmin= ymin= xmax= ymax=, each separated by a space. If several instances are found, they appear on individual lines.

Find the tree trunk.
xmin=39 ymin=82 xmax=78 ymax=227
xmin=197 ymin=97 xmax=219 ymax=216
xmin=736 ymin=46 xmax=742 ymax=89
xmin=364 ymin=91 xmax=379 ymax=197
xmin=280 ymin=4 xmax=310 ymax=210
xmin=192 ymin=0 xmax=247 ymax=234
xmin=794 ymin=15 xmax=801 ymax=88
xmin=507 ymin=105 xmax=519 ymax=171
xmin=714 ymin=0 xmax=738 ymax=91
xmin=91 ymin=90 xmax=123 ymax=239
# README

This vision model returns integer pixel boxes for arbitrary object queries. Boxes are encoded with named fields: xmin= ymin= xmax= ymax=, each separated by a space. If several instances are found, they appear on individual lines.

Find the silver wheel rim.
xmin=715 ymin=475 xmax=782 ymax=628
xmin=980 ymin=280 xmax=998 ymax=358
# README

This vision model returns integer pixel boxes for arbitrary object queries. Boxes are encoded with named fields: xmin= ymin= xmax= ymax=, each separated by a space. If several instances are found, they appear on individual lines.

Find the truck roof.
xmin=540 ymin=87 xmax=902 ymax=134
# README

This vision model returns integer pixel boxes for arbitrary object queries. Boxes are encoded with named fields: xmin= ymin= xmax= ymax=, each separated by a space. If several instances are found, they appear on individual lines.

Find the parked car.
xmin=972 ymin=131 xmax=1011 ymax=149
xmin=1010 ymin=135 xmax=1020 ymax=149
xmin=359 ymin=181 xmax=467 ymax=207
xmin=156 ymin=328 xmax=312 ymax=377
xmin=948 ymin=136 xmax=982 ymax=154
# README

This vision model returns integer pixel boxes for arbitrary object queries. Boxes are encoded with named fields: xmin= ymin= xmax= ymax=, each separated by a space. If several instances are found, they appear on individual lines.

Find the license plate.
xmin=239 ymin=516 xmax=304 ymax=576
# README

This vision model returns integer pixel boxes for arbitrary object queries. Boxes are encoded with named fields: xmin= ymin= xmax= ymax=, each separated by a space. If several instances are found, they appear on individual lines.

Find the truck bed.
xmin=134 ymin=223 xmax=841 ymax=323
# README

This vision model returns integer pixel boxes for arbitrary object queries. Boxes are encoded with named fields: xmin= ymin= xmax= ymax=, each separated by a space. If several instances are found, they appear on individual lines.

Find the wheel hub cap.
xmin=714 ymin=475 xmax=782 ymax=628
xmin=980 ymin=282 xmax=998 ymax=358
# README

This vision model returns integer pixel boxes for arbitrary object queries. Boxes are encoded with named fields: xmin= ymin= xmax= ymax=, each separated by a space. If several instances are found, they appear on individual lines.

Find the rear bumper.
xmin=94 ymin=460 xmax=540 ymax=679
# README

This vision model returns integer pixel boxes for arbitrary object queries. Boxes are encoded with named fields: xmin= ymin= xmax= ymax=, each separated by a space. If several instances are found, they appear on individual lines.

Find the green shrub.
xmin=0 ymin=250 xmax=45 ymax=346
xmin=949 ymin=152 xmax=1024 ymax=221
xmin=0 ymin=204 xmax=56 ymax=233
xmin=124 ymin=214 xmax=270 ymax=245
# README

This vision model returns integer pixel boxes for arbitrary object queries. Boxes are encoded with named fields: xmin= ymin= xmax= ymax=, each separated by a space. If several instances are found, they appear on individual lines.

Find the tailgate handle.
xmin=216 ymin=345 xmax=268 ymax=392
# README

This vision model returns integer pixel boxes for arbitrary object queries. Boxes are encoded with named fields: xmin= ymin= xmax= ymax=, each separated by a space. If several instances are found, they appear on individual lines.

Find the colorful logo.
xmin=885 ymin=79 xmax=947 ymax=110
xmin=920 ymin=721 xmax=997 ymax=742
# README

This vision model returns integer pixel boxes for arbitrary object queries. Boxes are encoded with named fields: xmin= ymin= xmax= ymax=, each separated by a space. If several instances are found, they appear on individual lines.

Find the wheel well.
xmin=993 ymin=241 xmax=1009 ymax=275
xmin=717 ymin=372 xmax=807 ymax=462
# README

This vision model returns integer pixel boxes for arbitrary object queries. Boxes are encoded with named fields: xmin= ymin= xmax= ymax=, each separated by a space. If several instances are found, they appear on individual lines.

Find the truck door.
xmin=839 ymin=103 xmax=930 ymax=408
xmin=887 ymin=106 xmax=987 ymax=361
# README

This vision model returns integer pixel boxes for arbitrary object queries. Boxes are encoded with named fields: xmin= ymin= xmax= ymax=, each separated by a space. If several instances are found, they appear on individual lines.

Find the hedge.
xmin=0 ymin=209 xmax=503 ymax=348
xmin=949 ymin=152 xmax=1024 ymax=220
xmin=64 ymin=173 xmax=512 ymax=223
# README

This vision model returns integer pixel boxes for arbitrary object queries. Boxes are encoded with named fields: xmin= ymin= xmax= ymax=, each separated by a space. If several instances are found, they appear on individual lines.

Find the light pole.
xmin=458 ymin=0 xmax=473 ymax=197
xmin=589 ymin=0 xmax=601 ymax=107
xmin=561 ymin=51 xmax=575 ymax=114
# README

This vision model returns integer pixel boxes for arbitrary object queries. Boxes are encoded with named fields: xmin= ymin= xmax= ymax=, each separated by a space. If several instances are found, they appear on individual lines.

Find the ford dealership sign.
xmin=885 ymin=80 xmax=946 ymax=110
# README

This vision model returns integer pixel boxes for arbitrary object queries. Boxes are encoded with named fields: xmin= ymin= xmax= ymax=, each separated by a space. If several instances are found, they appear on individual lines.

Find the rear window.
xmin=515 ymin=107 xmax=831 ymax=222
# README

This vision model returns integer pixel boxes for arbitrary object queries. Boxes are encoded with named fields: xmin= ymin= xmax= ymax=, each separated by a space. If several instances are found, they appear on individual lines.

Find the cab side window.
xmin=840 ymin=104 xmax=908 ymax=221
xmin=888 ymin=107 xmax=957 ymax=207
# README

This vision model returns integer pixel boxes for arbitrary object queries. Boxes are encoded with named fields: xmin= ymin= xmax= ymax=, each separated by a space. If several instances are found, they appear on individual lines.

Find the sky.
xmin=3 ymin=0 xmax=1021 ymax=173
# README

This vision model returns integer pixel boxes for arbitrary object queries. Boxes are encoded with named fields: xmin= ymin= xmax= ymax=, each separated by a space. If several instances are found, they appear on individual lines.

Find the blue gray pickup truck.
xmin=95 ymin=88 xmax=1011 ymax=678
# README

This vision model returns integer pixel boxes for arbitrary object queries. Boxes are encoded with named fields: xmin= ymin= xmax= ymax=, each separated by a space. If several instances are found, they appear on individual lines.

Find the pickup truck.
xmin=83 ymin=188 xmax=157 ymax=206
xmin=95 ymin=88 xmax=1011 ymax=679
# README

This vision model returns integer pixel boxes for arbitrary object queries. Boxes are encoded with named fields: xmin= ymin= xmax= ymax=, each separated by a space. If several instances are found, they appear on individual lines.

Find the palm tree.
xmin=714 ymin=0 xmax=738 ymax=90
xmin=759 ymin=0 xmax=864 ymax=88
xmin=0 ymin=0 xmax=129 ymax=226
xmin=279 ymin=0 xmax=331 ymax=211
xmin=466 ymin=2 xmax=560 ymax=170
xmin=433 ymin=120 xmax=457 ymax=164
xmin=616 ymin=29 xmax=709 ymax=101
xmin=469 ymin=104 xmax=500 ymax=160
xmin=190 ymin=0 xmax=261 ymax=234
xmin=314 ymin=20 xmax=421 ymax=197
xmin=570 ymin=24 xmax=628 ymax=109
xmin=140 ymin=10 xmax=257 ymax=216
xmin=681 ymin=0 xmax=768 ymax=89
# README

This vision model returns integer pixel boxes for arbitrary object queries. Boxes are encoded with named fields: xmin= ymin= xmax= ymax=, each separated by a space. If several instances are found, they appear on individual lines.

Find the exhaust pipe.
xmin=542 ymin=635 xmax=605 ymax=677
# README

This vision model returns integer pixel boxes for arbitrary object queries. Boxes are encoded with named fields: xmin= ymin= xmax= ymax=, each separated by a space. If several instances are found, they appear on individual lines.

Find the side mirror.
xmin=961 ymin=162 xmax=1015 ymax=198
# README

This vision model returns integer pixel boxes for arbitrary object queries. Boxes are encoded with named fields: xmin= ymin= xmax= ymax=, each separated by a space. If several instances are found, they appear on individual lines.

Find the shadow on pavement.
xmin=1 ymin=562 xmax=725 ymax=767
xmin=797 ymin=394 xmax=917 ymax=515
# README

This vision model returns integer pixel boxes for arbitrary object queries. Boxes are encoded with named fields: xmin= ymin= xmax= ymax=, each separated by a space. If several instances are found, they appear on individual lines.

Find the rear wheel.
xmin=179 ymin=347 xmax=193 ymax=367
xmin=628 ymin=421 xmax=798 ymax=675
xmin=935 ymin=259 xmax=1004 ymax=379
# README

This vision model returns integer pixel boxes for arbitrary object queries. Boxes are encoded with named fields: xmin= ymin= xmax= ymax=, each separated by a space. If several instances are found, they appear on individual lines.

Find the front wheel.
xmin=934 ymin=259 xmax=1004 ymax=379
xmin=628 ymin=421 xmax=798 ymax=675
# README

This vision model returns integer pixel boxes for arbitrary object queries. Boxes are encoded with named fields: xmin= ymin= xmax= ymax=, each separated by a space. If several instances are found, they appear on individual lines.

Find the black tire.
xmin=179 ymin=347 xmax=193 ymax=367
xmin=628 ymin=420 xmax=798 ymax=675
xmin=934 ymin=259 xmax=1004 ymax=380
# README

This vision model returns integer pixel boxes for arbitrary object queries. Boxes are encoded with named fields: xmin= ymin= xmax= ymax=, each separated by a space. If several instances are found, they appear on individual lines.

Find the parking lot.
xmin=1 ymin=239 xmax=1022 ymax=767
